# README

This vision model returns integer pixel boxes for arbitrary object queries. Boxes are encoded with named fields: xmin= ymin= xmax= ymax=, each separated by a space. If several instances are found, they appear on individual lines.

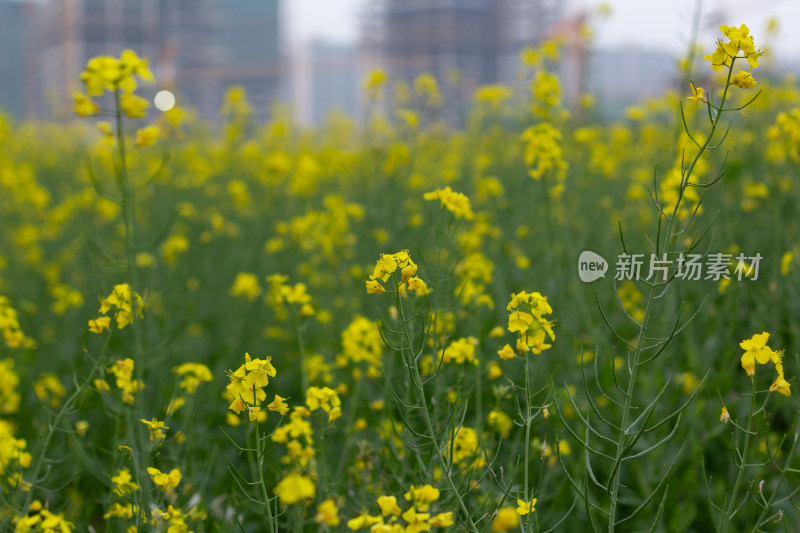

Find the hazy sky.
xmin=287 ymin=0 xmax=800 ymax=58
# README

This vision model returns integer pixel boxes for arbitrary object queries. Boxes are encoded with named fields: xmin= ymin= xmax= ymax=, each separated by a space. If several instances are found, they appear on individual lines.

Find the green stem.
xmin=255 ymin=420 xmax=277 ymax=533
xmin=21 ymin=338 xmax=111 ymax=515
xmin=523 ymin=350 xmax=533 ymax=532
xmin=290 ymin=307 xmax=308 ymax=395
xmin=335 ymin=376 xmax=363 ymax=480
xmin=394 ymin=278 xmax=480 ymax=533
xmin=113 ymin=88 xmax=150 ymax=532
xmin=721 ymin=376 xmax=757 ymax=533
xmin=748 ymin=418 xmax=800 ymax=533
xmin=607 ymin=58 xmax=738 ymax=533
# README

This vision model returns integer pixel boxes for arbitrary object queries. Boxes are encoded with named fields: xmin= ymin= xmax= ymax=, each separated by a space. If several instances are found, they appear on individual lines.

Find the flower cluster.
xmin=271 ymin=406 xmax=315 ymax=467
xmin=0 ymin=419 xmax=31 ymax=479
xmin=366 ymin=250 xmax=427 ymax=295
xmin=150 ymin=504 xmax=205 ymax=532
xmin=521 ymin=122 xmax=567 ymax=191
xmin=88 ymin=283 xmax=144 ymax=334
xmin=13 ymin=505 xmax=75 ymax=533
xmin=111 ymin=468 xmax=139 ymax=496
xmin=306 ymin=386 xmax=342 ymax=422
xmin=274 ymin=472 xmax=316 ymax=505
xmin=140 ymin=418 xmax=168 ymax=441
xmin=97 ymin=358 xmax=144 ymax=404
xmin=0 ymin=296 xmax=35 ymax=349
xmin=346 ymin=485 xmax=453 ymax=531
xmin=226 ymin=353 xmax=284 ymax=421
xmin=703 ymin=24 xmax=761 ymax=88
xmin=74 ymin=50 xmax=165 ymax=148
xmin=32 ymin=374 xmax=65 ymax=408
xmin=173 ymin=363 xmax=213 ymax=395
xmin=438 ymin=336 xmax=479 ymax=366
xmin=229 ymin=272 xmax=261 ymax=301
xmin=444 ymin=426 xmax=486 ymax=469
xmin=423 ymin=186 xmax=474 ymax=220
xmin=499 ymin=291 xmax=555 ymax=358
xmin=266 ymin=274 xmax=315 ymax=317
xmin=78 ymin=49 xmax=153 ymax=98
xmin=739 ymin=332 xmax=790 ymax=396
xmin=147 ymin=466 xmax=182 ymax=490
xmin=0 ymin=359 xmax=21 ymax=414
xmin=337 ymin=315 xmax=384 ymax=378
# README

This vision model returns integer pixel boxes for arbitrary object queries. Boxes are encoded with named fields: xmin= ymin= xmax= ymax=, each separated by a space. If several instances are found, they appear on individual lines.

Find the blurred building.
xmin=363 ymin=0 xmax=565 ymax=125
xmin=291 ymin=39 xmax=359 ymax=126
xmin=0 ymin=0 xmax=40 ymax=119
xmin=16 ymin=0 xmax=282 ymax=120
xmin=587 ymin=47 xmax=678 ymax=117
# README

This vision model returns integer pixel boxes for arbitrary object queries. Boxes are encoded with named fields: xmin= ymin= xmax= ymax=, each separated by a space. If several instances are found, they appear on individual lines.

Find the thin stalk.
xmin=21 ymin=338 xmax=111 ymax=515
xmin=255 ymin=420 xmax=277 ymax=533
xmin=113 ymin=87 xmax=150 ymax=531
xmin=748 ymin=421 xmax=800 ymax=533
xmin=607 ymin=60 xmax=737 ymax=532
xmin=524 ymin=351 xmax=533 ymax=533
xmin=394 ymin=279 xmax=480 ymax=533
xmin=290 ymin=306 xmax=308 ymax=395
xmin=720 ymin=376 xmax=757 ymax=533
xmin=335 ymin=376 xmax=363 ymax=480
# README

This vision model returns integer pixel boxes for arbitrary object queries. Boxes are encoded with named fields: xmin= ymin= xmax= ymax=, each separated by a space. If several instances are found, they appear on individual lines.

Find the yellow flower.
xmin=429 ymin=512 xmax=454 ymax=527
xmin=406 ymin=276 xmax=428 ymax=295
xmin=248 ymin=405 xmax=262 ymax=421
xmin=164 ymin=106 xmax=185 ymax=127
xmin=230 ymin=272 xmax=262 ymax=300
xmin=120 ymin=49 xmax=154 ymax=83
xmin=97 ymin=121 xmax=115 ymax=146
xmin=740 ymin=331 xmax=774 ymax=376
xmin=686 ymin=82 xmax=707 ymax=105
xmin=704 ymin=24 xmax=761 ymax=72
xmin=491 ymin=507 xmax=519 ymax=532
xmin=423 ymin=186 xmax=474 ymax=219
xmin=732 ymin=70 xmax=756 ymax=89
xmin=366 ymin=280 xmax=386 ymax=294
xmin=404 ymin=484 xmax=440 ymax=511
xmin=781 ymin=252 xmax=793 ymax=275
xmin=229 ymin=396 xmax=247 ymax=414
xmin=497 ymin=344 xmax=515 ymax=360
xmin=73 ymin=92 xmax=99 ymax=116
xmin=111 ymin=468 xmax=139 ymax=496
xmin=516 ymin=497 xmax=537 ymax=515
xmin=306 ymin=386 xmax=341 ymax=421
xmin=121 ymin=92 xmax=149 ymax=118
xmin=508 ymin=311 xmax=534 ymax=334
xmin=147 ymin=467 xmax=181 ymax=488
xmin=315 ymin=499 xmax=340 ymax=526
xmin=487 ymin=361 xmax=503 ymax=380
xmin=135 ymin=125 xmax=160 ymax=148
xmin=88 ymin=316 xmax=111 ymax=335
xmin=720 ymin=407 xmax=730 ymax=422
xmin=346 ymin=512 xmax=382 ymax=530
xmin=268 ymin=394 xmax=290 ymax=415
xmin=140 ymin=418 xmax=168 ymax=441
xmin=769 ymin=376 xmax=791 ymax=397
xmin=275 ymin=473 xmax=316 ymax=505
xmin=377 ymin=495 xmax=402 ymax=516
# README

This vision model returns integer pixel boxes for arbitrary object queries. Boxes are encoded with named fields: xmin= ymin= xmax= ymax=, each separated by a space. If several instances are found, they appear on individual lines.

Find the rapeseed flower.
xmin=274 ymin=472 xmax=316 ymax=505
xmin=516 ymin=497 xmax=537 ymax=515
xmin=140 ymin=418 xmax=168 ymax=441
xmin=424 ymin=186 xmax=474 ymax=219
xmin=315 ymin=499 xmax=341 ymax=526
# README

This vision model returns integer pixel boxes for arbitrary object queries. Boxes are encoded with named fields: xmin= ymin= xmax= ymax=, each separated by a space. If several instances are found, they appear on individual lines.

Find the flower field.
xmin=2 ymin=23 xmax=800 ymax=533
